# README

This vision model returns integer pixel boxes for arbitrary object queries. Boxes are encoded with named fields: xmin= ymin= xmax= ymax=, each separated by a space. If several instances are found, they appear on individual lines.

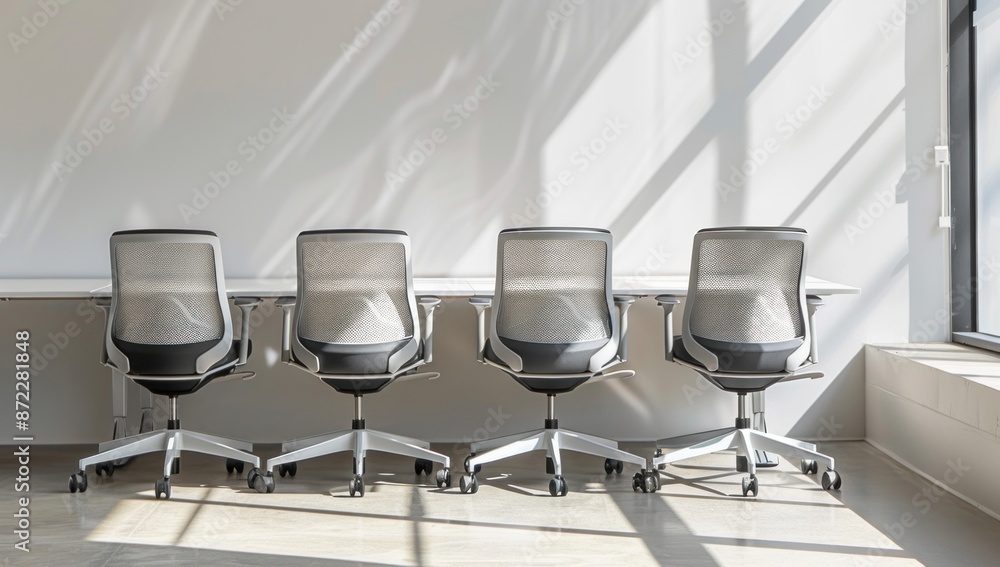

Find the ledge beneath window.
xmin=953 ymin=331 xmax=1000 ymax=355
xmin=865 ymin=343 xmax=1000 ymax=521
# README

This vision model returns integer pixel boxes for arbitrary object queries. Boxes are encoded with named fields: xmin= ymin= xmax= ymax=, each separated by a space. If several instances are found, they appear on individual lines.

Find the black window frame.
xmin=951 ymin=0 xmax=1000 ymax=352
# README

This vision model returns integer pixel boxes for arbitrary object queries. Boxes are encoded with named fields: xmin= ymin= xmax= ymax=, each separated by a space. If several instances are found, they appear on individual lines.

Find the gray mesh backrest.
xmin=496 ymin=237 xmax=611 ymax=344
xmin=297 ymin=240 xmax=413 ymax=344
xmin=689 ymin=237 xmax=805 ymax=343
xmin=112 ymin=241 xmax=225 ymax=345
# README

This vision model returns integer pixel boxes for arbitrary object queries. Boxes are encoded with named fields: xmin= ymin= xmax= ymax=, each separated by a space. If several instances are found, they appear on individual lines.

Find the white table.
xmin=0 ymin=276 xmax=859 ymax=299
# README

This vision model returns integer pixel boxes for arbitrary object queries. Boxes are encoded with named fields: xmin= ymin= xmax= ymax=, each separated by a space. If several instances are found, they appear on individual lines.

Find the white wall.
xmin=0 ymin=0 xmax=949 ymax=444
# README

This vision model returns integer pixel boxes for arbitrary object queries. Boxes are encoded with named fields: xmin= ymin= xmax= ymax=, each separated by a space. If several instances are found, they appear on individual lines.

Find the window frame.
xmin=951 ymin=0 xmax=1000 ymax=351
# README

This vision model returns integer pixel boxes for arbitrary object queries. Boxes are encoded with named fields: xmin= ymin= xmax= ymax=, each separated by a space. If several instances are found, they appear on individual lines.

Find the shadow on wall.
xmin=249 ymin=0 xmax=659 ymax=277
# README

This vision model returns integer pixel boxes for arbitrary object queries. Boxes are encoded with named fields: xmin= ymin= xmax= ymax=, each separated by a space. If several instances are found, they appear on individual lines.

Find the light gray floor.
xmin=1 ymin=441 xmax=998 ymax=566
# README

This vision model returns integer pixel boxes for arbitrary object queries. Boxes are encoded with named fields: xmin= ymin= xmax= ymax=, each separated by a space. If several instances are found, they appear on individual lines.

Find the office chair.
xmin=251 ymin=230 xmax=450 ymax=496
xmin=460 ymin=227 xmax=647 ymax=497
xmin=69 ymin=230 xmax=261 ymax=500
xmin=636 ymin=227 xmax=841 ymax=497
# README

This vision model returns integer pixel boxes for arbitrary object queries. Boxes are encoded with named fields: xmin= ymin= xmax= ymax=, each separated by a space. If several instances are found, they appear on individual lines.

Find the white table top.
xmin=0 ymin=276 xmax=859 ymax=300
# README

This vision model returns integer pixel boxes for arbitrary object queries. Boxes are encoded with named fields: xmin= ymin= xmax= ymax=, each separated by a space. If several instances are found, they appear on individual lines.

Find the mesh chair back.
xmin=111 ymin=234 xmax=226 ymax=345
xmin=687 ymin=228 xmax=806 ymax=344
xmin=296 ymin=231 xmax=414 ymax=345
xmin=495 ymin=230 xmax=612 ymax=344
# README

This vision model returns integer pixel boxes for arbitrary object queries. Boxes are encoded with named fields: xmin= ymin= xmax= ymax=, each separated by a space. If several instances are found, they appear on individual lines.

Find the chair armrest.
xmin=806 ymin=295 xmax=825 ymax=364
xmin=233 ymin=297 xmax=262 ymax=366
xmin=394 ymin=371 xmax=441 ymax=384
xmin=212 ymin=371 xmax=256 ymax=384
xmin=94 ymin=297 xmax=111 ymax=365
xmin=780 ymin=371 xmax=825 ymax=382
xmin=469 ymin=297 xmax=492 ymax=363
xmin=613 ymin=295 xmax=637 ymax=363
xmin=656 ymin=295 xmax=680 ymax=361
xmin=418 ymin=296 xmax=441 ymax=363
xmin=275 ymin=296 xmax=296 ymax=363
xmin=586 ymin=369 xmax=635 ymax=385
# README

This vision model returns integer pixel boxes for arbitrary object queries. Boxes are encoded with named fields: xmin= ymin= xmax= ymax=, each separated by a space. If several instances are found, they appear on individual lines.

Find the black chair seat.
xmin=298 ymin=338 xmax=421 ymax=394
xmin=487 ymin=336 xmax=608 ymax=374
xmin=320 ymin=377 xmax=395 ymax=395
xmin=131 ymin=339 xmax=250 ymax=396
xmin=673 ymin=336 xmax=801 ymax=393
xmin=301 ymin=337 xmax=413 ymax=374
xmin=485 ymin=338 xmax=607 ymax=394
xmin=113 ymin=337 xmax=214 ymax=375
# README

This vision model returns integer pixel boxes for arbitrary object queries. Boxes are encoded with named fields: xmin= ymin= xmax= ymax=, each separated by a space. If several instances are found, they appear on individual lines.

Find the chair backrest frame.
xmin=290 ymin=229 xmax=420 ymax=375
xmin=681 ymin=227 xmax=811 ymax=374
xmin=106 ymin=230 xmax=232 ymax=376
xmin=489 ymin=227 xmax=618 ymax=374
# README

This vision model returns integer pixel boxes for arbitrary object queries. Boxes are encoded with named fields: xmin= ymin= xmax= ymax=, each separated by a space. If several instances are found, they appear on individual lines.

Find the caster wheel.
xmin=253 ymin=472 xmax=275 ymax=494
xmin=633 ymin=470 xmax=658 ymax=493
xmin=96 ymin=462 xmax=114 ymax=478
xmin=800 ymin=459 xmax=818 ymax=475
xmin=436 ymin=468 xmax=452 ymax=488
xmin=247 ymin=467 xmax=261 ymax=489
xmin=460 ymin=474 xmax=479 ymax=494
xmin=225 ymin=458 xmax=244 ymax=475
xmin=155 ymin=477 xmax=171 ymax=500
xmin=548 ymin=476 xmax=568 ymax=497
xmin=348 ymin=475 xmax=365 ymax=497
xmin=644 ymin=470 xmax=659 ymax=493
xmin=604 ymin=458 xmax=614 ymax=474
xmin=822 ymin=470 xmax=842 ymax=490
xmin=464 ymin=455 xmax=482 ymax=474
xmin=415 ymin=458 xmax=433 ymax=476
xmin=615 ymin=460 xmax=624 ymax=474
xmin=742 ymin=474 xmax=758 ymax=497
xmin=69 ymin=471 xmax=88 ymax=493
xmin=278 ymin=462 xmax=297 ymax=478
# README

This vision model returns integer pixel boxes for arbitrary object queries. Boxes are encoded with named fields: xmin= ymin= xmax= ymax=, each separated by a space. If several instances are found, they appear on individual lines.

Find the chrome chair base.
xmin=79 ymin=428 xmax=259 ymax=479
xmin=266 ymin=428 xmax=451 ymax=476
xmin=651 ymin=427 xmax=840 ymax=496
xmin=462 ymin=427 xmax=647 ymax=498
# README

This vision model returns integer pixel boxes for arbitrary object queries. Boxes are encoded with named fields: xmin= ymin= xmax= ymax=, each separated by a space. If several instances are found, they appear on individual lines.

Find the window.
xmin=951 ymin=0 xmax=1000 ymax=351
xmin=975 ymin=0 xmax=1000 ymax=335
